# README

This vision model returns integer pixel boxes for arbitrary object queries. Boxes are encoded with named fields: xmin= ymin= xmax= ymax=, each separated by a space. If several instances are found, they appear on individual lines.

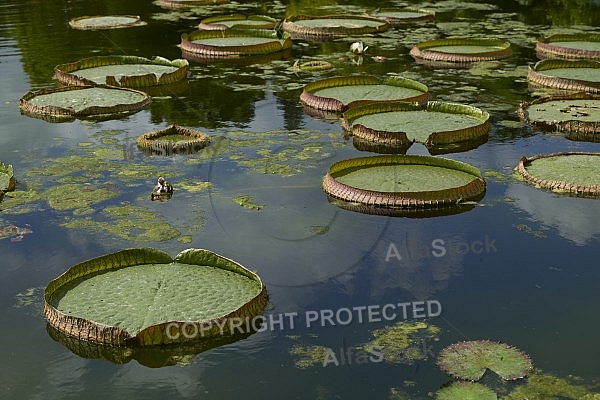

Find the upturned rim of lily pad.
xmin=68 ymin=15 xmax=146 ymax=30
xmin=180 ymin=29 xmax=292 ymax=57
xmin=137 ymin=124 xmax=210 ymax=156
xmin=367 ymin=7 xmax=435 ymax=26
xmin=517 ymin=92 xmax=600 ymax=139
xmin=342 ymin=101 xmax=490 ymax=152
xmin=410 ymin=38 xmax=512 ymax=64
xmin=536 ymin=33 xmax=600 ymax=60
xmin=516 ymin=152 xmax=600 ymax=198
xmin=19 ymin=85 xmax=151 ymax=123
xmin=282 ymin=14 xmax=389 ymax=41
xmin=300 ymin=75 xmax=432 ymax=114
xmin=322 ymin=154 xmax=486 ymax=211
xmin=437 ymin=340 xmax=533 ymax=381
xmin=44 ymin=248 xmax=268 ymax=346
xmin=527 ymin=59 xmax=600 ymax=93
xmin=198 ymin=14 xmax=278 ymax=31
xmin=54 ymin=55 xmax=189 ymax=88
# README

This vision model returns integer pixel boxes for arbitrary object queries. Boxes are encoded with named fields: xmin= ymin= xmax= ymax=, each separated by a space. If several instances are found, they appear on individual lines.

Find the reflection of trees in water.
xmin=512 ymin=0 xmax=600 ymax=26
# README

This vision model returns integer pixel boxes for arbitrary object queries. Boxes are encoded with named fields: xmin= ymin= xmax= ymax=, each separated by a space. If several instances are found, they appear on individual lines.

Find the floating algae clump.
xmin=358 ymin=321 xmax=440 ymax=364
xmin=290 ymin=344 xmax=331 ymax=369
xmin=45 ymin=184 xmax=117 ymax=211
xmin=504 ymin=373 xmax=599 ymax=400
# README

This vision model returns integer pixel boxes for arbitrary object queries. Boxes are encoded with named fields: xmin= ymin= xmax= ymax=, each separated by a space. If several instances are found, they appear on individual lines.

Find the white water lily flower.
xmin=350 ymin=41 xmax=368 ymax=54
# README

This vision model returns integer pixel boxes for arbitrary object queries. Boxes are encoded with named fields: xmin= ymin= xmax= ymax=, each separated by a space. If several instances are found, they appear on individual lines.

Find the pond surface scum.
xmin=1 ymin=0 xmax=600 ymax=399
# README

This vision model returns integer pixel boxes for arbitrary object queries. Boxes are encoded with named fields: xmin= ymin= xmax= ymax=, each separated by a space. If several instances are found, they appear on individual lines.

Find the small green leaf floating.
xmin=437 ymin=340 xmax=533 ymax=381
xmin=436 ymin=381 xmax=497 ymax=400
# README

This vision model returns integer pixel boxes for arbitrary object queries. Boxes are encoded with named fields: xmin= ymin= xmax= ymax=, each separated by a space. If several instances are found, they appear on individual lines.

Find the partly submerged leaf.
xmin=1 ymin=162 xmax=15 ymax=192
xmin=436 ymin=381 xmax=497 ymax=400
xmin=437 ymin=340 xmax=533 ymax=381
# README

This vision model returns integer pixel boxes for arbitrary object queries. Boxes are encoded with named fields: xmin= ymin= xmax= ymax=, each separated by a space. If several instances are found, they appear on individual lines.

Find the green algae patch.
xmin=516 ymin=152 xmax=600 ymax=197
xmin=45 ymin=184 xmax=117 ymax=211
xmin=504 ymin=373 xmax=598 ymax=400
xmin=290 ymin=344 xmax=331 ymax=368
xmin=62 ymin=204 xmax=181 ymax=242
xmin=233 ymin=195 xmax=263 ymax=210
xmin=177 ymin=179 xmax=212 ymax=192
xmin=437 ymin=340 xmax=533 ymax=381
xmin=437 ymin=381 xmax=497 ymax=400
xmin=44 ymin=248 xmax=268 ymax=346
xmin=358 ymin=321 xmax=440 ymax=364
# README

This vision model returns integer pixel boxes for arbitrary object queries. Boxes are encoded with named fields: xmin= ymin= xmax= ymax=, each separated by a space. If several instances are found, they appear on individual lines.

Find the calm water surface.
xmin=1 ymin=0 xmax=600 ymax=399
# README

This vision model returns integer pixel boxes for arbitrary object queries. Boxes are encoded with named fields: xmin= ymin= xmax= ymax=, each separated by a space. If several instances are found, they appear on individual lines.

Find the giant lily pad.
xmin=54 ymin=56 xmax=189 ymax=88
xmin=199 ymin=14 xmax=277 ymax=30
xmin=282 ymin=14 xmax=389 ymax=41
xmin=516 ymin=152 xmax=600 ymax=197
xmin=367 ymin=8 xmax=435 ymax=26
xmin=536 ymin=34 xmax=600 ymax=60
xmin=436 ymin=381 xmax=497 ymax=400
xmin=68 ymin=15 xmax=146 ymax=30
xmin=180 ymin=29 xmax=292 ymax=58
xmin=342 ymin=101 xmax=489 ymax=154
xmin=437 ymin=340 xmax=533 ymax=381
xmin=137 ymin=124 xmax=210 ymax=156
xmin=410 ymin=38 xmax=512 ymax=65
xmin=44 ymin=248 xmax=268 ymax=346
xmin=527 ymin=59 xmax=600 ymax=93
xmin=19 ymin=85 xmax=151 ymax=122
xmin=322 ymin=155 xmax=486 ymax=214
xmin=158 ymin=0 xmax=227 ymax=9
xmin=517 ymin=93 xmax=600 ymax=141
xmin=300 ymin=75 xmax=431 ymax=114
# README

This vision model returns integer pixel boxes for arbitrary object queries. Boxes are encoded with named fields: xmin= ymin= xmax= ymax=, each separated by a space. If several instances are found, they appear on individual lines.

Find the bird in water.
xmin=151 ymin=177 xmax=173 ymax=201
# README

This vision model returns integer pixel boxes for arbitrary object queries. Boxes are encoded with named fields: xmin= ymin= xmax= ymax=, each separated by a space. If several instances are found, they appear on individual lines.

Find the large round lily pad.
xmin=44 ymin=248 xmax=268 ymax=346
xmin=518 ymin=93 xmax=600 ymax=141
xmin=516 ymin=152 xmax=600 ymax=198
xmin=19 ymin=85 xmax=151 ymax=122
xmin=137 ymin=124 xmax=210 ymax=156
xmin=68 ymin=15 xmax=146 ymax=30
xmin=54 ymin=56 xmax=189 ymax=88
xmin=368 ymin=8 xmax=435 ymax=26
xmin=199 ymin=14 xmax=277 ymax=30
xmin=527 ymin=59 xmax=600 ymax=93
xmin=180 ymin=29 xmax=292 ymax=58
xmin=410 ymin=38 xmax=512 ymax=64
xmin=437 ymin=381 xmax=497 ymax=400
xmin=322 ymin=155 xmax=486 ymax=212
xmin=536 ymin=34 xmax=600 ymax=60
xmin=342 ymin=101 xmax=489 ymax=153
xmin=300 ymin=75 xmax=431 ymax=114
xmin=437 ymin=340 xmax=533 ymax=381
xmin=282 ymin=14 xmax=389 ymax=40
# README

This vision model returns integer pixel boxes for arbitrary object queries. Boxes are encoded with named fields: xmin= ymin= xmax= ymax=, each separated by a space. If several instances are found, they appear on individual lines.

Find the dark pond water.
xmin=1 ymin=0 xmax=600 ymax=399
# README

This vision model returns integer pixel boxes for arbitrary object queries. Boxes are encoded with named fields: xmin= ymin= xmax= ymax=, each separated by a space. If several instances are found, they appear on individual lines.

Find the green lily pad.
xmin=158 ymin=0 xmax=227 ymax=9
xmin=180 ymin=29 xmax=292 ymax=58
xmin=282 ymin=14 xmax=389 ymax=40
xmin=410 ymin=38 xmax=512 ymax=65
xmin=504 ymin=373 xmax=598 ymax=400
xmin=137 ymin=124 xmax=210 ymax=156
xmin=44 ymin=248 xmax=268 ymax=346
xmin=198 ymin=14 xmax=277 ymax=30
xmin=55 ymin=56 xmax=188 ymax=88
xmin=517 ymin=93 xmax=600 ymax=140
xmin=19 ymin=85 xmax=151 ymax=122
xmin=437 ymin=340 xmax=533 ymax=381
xmin=528 ymin=59 xmax=600 ymax=93
xmin=342 ymin=101 xmax=489 ymax=153
xmin=368 ymin=8 xmax=435 ymax=26
xmin=69 ymin=15 xmax=146 ymax=30
xmin=436 ymin=381 xmax=497 ymax=400
xmin=516 ymin=152 xmax=600 ymax=197
xmin=300 ymin=75 xmax=431 ymax=114
xmin=322 ymin=154 xmax=486 ymax=213
xmin=536 ymin=34 xmax=600 ymax=60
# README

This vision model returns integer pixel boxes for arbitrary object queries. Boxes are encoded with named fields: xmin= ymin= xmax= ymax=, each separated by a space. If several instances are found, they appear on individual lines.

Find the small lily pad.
xmin=436 ymin=381 xmax=497 ymax=400
xmin=69 ymin=15 xmax=146 ymax=30
xmin=437 ymin=340 xmax=533 ymax=381
xmin=137 ymin=124 xmax=210 ymax=156
xmin=515 ymin=152 xmax=600 ymax=197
